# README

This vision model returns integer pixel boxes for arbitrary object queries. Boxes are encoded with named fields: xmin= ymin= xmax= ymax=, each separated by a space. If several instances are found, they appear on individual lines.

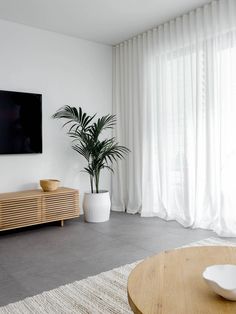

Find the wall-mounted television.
xmin=0 ymin=90 xmax=42 ymax=154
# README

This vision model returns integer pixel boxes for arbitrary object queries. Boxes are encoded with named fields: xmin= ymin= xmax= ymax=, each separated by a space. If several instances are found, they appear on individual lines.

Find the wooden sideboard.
xmin=0 ymin=187 xmax=79 ymax=231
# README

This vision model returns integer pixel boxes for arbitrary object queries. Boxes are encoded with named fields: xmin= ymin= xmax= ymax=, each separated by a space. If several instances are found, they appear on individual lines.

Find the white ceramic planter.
xmin=83 ymin=191 xmax=111 ymax=223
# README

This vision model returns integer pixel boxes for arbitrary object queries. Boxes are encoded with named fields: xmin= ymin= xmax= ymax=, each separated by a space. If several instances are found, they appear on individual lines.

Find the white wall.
xmin=0 ymin=19 xmax=112 ymax=207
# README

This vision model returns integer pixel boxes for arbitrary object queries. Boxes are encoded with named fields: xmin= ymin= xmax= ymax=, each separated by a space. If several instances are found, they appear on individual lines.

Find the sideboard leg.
xmin=61 ymin=220 xmax=64 ymax=227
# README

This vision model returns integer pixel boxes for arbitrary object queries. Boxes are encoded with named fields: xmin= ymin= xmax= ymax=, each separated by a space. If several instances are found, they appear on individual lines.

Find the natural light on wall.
xmin=112 ymin=0 xmax=236 ymax=236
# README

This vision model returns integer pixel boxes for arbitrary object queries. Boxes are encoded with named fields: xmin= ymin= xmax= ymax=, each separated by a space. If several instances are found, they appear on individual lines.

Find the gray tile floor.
xmin=0 ymin=211 xmax=227 ymax=306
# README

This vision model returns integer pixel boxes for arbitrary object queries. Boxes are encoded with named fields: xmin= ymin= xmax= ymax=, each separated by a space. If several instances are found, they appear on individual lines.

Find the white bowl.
xmin=203 ymin=264 xmax=236 ymax=301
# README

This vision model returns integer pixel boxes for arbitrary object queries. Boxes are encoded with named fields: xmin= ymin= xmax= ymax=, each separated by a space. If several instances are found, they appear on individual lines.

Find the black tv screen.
xmin=0 ymin=90 xmax=42 ymax=154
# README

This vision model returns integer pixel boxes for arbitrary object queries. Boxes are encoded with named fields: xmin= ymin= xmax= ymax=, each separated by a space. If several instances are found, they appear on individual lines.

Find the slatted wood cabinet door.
xmin=42 ymin=190 xmax=79 ymax=223
xmin=0 ymin=187 xmax=79 ymax=231
xmin=0 ymin=196 xmax=41 ymax=230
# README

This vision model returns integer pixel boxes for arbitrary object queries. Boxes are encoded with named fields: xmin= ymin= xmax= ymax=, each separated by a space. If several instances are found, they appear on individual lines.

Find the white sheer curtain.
xmin=112 ymin=0 xmax=236 ymax=236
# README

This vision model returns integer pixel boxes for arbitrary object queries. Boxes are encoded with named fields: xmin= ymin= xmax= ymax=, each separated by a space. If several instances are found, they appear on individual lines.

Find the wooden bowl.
xmin=40 ymin=179 xmax=60 ymax=192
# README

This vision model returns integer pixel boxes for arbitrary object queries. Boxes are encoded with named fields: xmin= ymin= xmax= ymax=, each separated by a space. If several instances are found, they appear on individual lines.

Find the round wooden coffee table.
xmin=128 ymin=246 xmax=236 ymax=313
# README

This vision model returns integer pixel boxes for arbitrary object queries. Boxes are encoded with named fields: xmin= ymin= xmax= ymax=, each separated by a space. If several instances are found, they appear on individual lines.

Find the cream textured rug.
xmin=0 ymin=237 xmax=235 ymax=314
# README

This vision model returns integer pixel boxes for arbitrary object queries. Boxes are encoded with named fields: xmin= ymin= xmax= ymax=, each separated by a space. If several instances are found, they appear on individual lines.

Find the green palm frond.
xmin=89 ymin=115 xmax=116 ymax=140
xmin=83 ymin=165 xmax=94 ymax=176
xmin=52 ymin=106 xmax=96 ymax=131
xmin=72 ymin=143 xmax=90 ymax=161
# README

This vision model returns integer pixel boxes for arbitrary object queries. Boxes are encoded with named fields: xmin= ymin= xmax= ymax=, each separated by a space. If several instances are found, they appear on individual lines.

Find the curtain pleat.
xmin=112 ymin=0 xmax=236 ymax=236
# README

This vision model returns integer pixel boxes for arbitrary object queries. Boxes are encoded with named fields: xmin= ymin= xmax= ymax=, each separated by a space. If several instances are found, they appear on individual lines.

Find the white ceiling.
xmin=0 ymin=0 xmax=210 ymax=45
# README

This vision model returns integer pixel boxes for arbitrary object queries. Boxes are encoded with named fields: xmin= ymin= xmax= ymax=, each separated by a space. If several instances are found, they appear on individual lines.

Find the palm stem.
xmin=95 ymin=171 xmax=100 ymax=193
xmin=90 ymin=175 xmax=94 ymax=193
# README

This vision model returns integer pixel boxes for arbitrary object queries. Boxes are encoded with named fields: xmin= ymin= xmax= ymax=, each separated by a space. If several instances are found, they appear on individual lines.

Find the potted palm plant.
xmin=52 ymin=106 xmax=129 ymax=222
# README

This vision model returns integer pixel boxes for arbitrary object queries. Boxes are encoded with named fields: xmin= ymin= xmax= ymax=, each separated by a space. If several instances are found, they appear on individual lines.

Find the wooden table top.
xmin=127 ymin=246 xmax=236 ymax=314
